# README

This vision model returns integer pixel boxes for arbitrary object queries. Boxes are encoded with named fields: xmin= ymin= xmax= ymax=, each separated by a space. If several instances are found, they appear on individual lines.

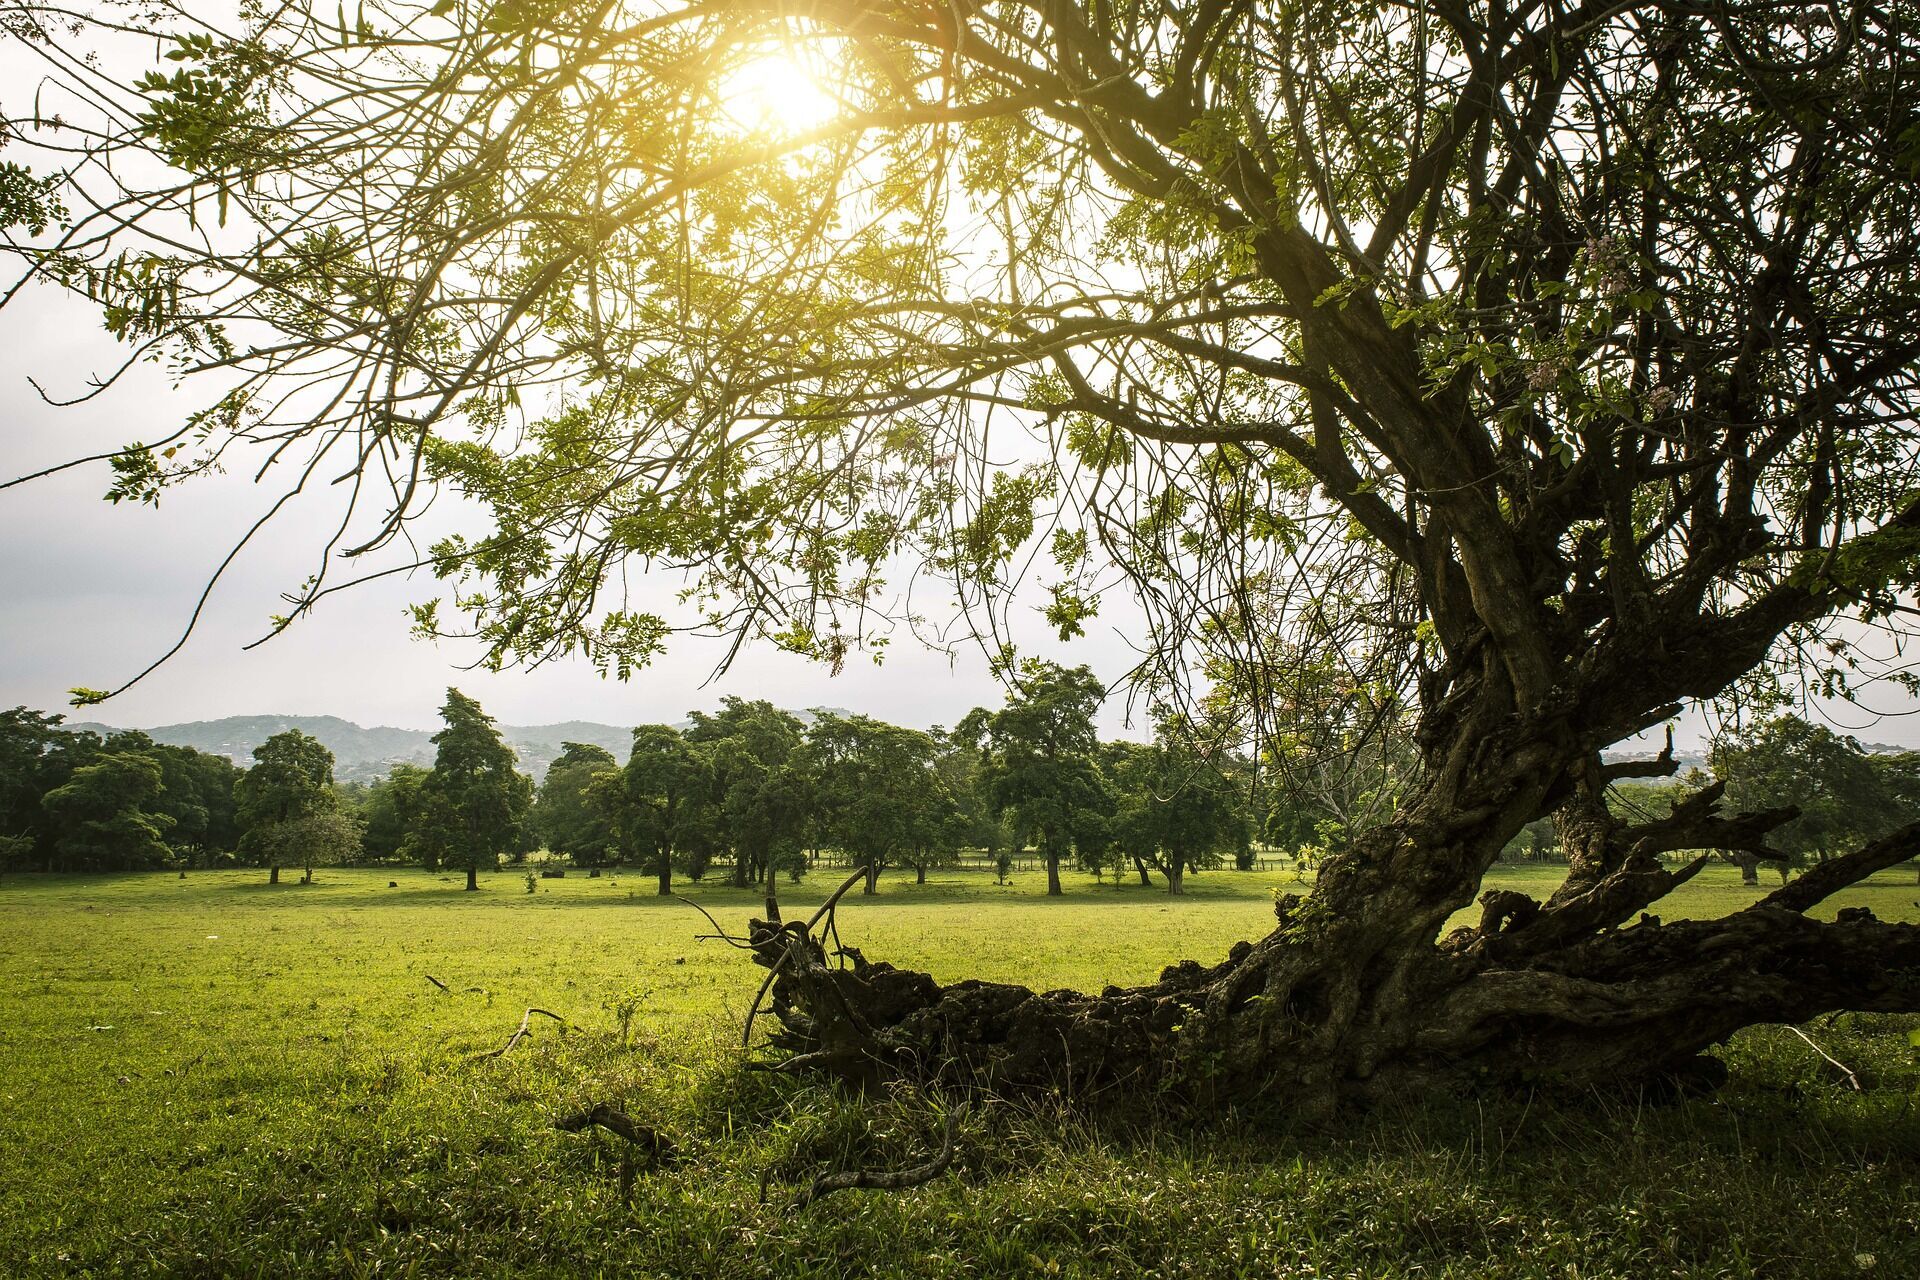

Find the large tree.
xmin=236 ymin=729 xmax=341 ymax=884
xmin=531 ymin=741 xmax=621 ymax=868
xmin=974 ymin=663 xmax=1109 ymax=897
xmin=8 ymin=0 xmax=1920 ymax=1107
xmin=416 ymin=690 xmax=532 ymax=892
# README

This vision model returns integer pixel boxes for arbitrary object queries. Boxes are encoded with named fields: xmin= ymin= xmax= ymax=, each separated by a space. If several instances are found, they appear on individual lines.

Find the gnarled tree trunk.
xmin=748 ymin=695 xmax=1920 ymax=1112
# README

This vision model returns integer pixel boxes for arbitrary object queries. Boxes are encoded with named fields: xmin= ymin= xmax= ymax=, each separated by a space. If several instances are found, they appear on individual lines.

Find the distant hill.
xmin=69 ymin=713 xmax=619 ymax=782
xmin=69 ymin=706 xmax=857 ymax=782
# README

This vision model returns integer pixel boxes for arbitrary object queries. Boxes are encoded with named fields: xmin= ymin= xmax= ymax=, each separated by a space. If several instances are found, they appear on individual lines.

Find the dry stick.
xmin=424 ymin=973 xmax=451 ymax=993
xmin=790 ymin=1107 xmax=964 ymax=1210
xmin=478 ymin=1007 xmax=567 ymax=1059
xmin=1785 ymin=1025 xmax=1863 ymax=1091
xmin=673 ymin=894 xmax=757 ymax=949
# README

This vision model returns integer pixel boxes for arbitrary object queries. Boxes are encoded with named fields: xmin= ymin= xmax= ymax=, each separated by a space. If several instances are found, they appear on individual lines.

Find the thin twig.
xmin=1785 ymin=1025 xmax=1862 ymax=1091
xmin=674 ymin=894 xmax=757 ymax=949
xmin=424 ymin=973 xmax=450 ymax=993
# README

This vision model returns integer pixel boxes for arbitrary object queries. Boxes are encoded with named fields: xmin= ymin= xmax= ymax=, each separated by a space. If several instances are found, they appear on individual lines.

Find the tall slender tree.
xmin=416 ymin=690 xmax=531 ymax=892
xmin=976 ymin=663 xmax=1108 ymax=897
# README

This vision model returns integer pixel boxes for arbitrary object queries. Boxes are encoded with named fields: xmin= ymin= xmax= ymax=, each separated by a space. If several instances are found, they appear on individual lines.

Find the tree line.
xmin=8 ymin=680 xmax=1913 ymax=894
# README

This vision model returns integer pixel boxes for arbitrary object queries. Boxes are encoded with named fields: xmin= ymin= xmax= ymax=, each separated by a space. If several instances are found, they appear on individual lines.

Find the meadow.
xmin=2 ymin=862 xmax=1918 ymax=1278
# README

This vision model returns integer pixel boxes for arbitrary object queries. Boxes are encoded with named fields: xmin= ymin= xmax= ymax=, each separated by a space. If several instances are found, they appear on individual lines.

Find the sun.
xmin=715 ymin=46 xmax=843 ymax=138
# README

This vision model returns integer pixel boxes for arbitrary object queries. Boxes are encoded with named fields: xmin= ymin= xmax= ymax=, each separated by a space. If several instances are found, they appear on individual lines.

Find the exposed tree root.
xmin=553 ymin=1103 xmax=677 ymax=1164
xmin=786 ymin=1107 xmax=963 ymax=1211
xmin=738 ymin=816 xmax=1920 ymax=1112
xmin=554 ymin=1103 xmax=676 ymax=1205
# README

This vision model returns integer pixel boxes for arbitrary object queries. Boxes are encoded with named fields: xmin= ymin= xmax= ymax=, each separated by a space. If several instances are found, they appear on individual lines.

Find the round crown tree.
xmin=5 ymin=0 xmax=1920 ymax=1109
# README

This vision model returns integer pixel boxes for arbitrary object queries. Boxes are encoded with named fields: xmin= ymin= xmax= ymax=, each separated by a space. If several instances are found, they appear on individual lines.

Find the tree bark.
xmin=269 ymin=864 xmax=279 ymax=885
xmin=1134 ymin=856 xmax=1153 ymax=887
xmin=1166 ymin=861 xmax=1185 ymax=896
xmin=1045 ymin=847 xmax=1062 ymax=897
xmin=465 ymin=864 xmax=478 ymax=891
xmin=916 ymin=862 xmax=927 ymax=885
xmin=864 ymin=862 xmax=881 ymax=895
xmin=656 ymin=848 xmax=671 ymax=897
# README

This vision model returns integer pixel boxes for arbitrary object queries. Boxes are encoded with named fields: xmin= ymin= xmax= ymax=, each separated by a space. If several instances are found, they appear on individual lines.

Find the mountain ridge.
xmin=66 ymin=708 xmax=857 ymax=781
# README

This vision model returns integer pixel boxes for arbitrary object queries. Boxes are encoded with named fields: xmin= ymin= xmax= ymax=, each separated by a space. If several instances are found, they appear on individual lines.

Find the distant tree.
xmin=531 ymin=742 xmax=620 ymax=868
xmin=685 ymin=699 xmax=808 ymax=888
xmin=0 ymin=708 xmax=71 ymax=858
xmin=416 ymin=690 xmax=532 ymax=891
xmin=1871 ymin=753 xmax=1920 ymax=883
xmin=362 ymin=764 xmax=431 ymax=862
xmin=0 ymin=832 xmax=32 ymax=883
xmin=805 ymin=714 xmax=951 ymax=895
xmin=41 ymin=752 xmax=174 ymax=871
xmin=613 ymin=724 xmax=707 ymax=896
xmin=932 ymin=726 xmax=1005 ymax=879
xmin=976 ymin=662 xmax=1107 ymax=897
xmin=149 ymin=744 xmax=243 ymax=864
xmin=1711 ymin=717 xmax=1883 ymax=882
xmin=247 ymin=809 xmax=364 ymax=885
xmin=1108 ymin=730 xmax=1245 ymax=895
xmin=236 ymin=730 xmax=339 ymax=884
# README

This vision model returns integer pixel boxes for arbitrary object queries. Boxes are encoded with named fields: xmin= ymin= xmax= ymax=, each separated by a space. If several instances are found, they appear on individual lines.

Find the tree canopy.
xmin=415 ymin=689 xmax=532 ymax=891
xmin=236 ymin=728 xmax=345 ymax=882
xmin=7 ymin=0 xmax=1920 ymax=1105
xmin=530 ymin=740 xmax=620 ymax=868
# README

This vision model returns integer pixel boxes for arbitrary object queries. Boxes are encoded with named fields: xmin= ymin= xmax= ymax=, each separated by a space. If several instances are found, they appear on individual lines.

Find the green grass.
xmin=2 ymin=863 xmax=1917 ymax=1277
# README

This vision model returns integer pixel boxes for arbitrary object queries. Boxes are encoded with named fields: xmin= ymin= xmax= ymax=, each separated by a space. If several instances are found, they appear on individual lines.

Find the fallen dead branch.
xmin=789 ymin=1106 xmax=963 ymax=1210
xmin=477 ymin=1007 xmax=567 ymax=1059
xmin=554 ymin=1103 xmax=678 ymax=1205
xmin=553 ymin=1103 xmax=678 ymax=1163
xmin=424 ymin=973 xmax=450 ymax=993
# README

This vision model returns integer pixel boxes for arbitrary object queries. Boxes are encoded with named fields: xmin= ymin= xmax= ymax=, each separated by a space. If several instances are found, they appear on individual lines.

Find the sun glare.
xmin=716 ymin=48 xmax=843 ymax=137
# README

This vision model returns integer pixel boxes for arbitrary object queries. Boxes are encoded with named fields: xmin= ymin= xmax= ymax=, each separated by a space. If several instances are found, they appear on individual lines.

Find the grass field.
xmin=3 ymin=862 xmax=1918 ymax=1277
